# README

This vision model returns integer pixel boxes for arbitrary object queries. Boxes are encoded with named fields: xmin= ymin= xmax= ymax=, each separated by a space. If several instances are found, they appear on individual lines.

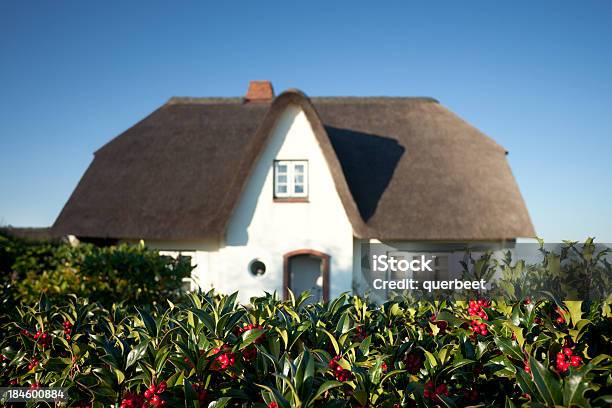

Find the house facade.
xmin=53 ymin=81 xmax=535 ymax=303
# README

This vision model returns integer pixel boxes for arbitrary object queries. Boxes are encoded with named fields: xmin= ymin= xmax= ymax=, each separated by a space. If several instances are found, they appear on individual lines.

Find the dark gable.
xmin=53 ymin=90 xmax=535 ymax=241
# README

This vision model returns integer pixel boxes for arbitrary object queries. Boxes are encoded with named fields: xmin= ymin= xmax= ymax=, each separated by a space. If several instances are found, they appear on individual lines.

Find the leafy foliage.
xmin=1 ymin=236 xmax=610 ymax=406
xmin=1 ymin=291 xmax=610 ymax=407
xmin=0 ymin=233 xmax=192 ymax=312
xmin=474 ymin=239 xmax=612 ymax=302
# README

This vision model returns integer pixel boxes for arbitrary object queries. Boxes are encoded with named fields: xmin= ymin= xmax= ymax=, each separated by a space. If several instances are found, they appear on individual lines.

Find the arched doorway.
xmin=283 ymin=249 xmax=330 ymax=303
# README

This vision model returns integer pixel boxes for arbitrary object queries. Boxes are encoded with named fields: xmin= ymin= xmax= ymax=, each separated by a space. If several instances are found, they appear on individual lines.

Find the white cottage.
xmin=53 ymin=81 xmax=534 ymax=303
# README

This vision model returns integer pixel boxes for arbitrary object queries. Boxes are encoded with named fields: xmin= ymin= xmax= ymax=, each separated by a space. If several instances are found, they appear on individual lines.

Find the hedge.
xmin=0 ymin=233 xmax=192 ymax=311
xmin=1 ymin=291 xmax=611 ymax=407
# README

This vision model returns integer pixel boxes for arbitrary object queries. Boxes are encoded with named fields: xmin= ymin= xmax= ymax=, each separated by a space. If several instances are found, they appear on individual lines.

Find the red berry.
xmin=563 ymin=347 xmax=573 ymax=356
xmin=27 ymin=358 xmax=39 ymax=370
xmin=424 ymin=380 xmax=450 ymax=401
xmin=156 ymin=381 xmax=167 ymax=393
xmin=242 ymin=346 xmax=257 ymax=361
xmin=570 ymin=355 xmax=582 ymax=367
xmin=150 ymin=395 xmax=162 ymax=407
xmin=556 ymin=361 xmax=570 ymax=372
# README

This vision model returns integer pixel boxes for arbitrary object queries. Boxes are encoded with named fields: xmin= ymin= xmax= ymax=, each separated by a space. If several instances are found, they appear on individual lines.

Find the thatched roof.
xmin=1 ymin=227 xmax=59 ymax=242
xmin=53 ymin=89 xmax=535 ymax=241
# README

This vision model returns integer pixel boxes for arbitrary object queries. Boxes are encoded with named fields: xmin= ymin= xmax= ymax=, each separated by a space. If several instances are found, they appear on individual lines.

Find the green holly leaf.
xmin=529 ymin=356 xmax=562 ymax=406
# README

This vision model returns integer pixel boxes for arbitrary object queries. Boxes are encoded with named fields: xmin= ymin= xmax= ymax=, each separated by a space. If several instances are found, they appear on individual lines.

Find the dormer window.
xmin=274 ymin=160 xmax=308 ymax=198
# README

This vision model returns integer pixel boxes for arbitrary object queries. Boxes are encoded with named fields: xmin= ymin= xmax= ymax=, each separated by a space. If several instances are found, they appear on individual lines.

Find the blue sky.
xmin=1 ymin=1 xmax=611 ymax=242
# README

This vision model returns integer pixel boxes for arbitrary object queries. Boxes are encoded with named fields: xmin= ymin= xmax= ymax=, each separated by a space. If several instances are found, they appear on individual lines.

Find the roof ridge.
xmin=166 ymin=95 xmax=439 ymax=105
xmin=310 ymin=96 xmax=439 ymax=103
xmin=166 ymin=97 xmax=246 ymax=105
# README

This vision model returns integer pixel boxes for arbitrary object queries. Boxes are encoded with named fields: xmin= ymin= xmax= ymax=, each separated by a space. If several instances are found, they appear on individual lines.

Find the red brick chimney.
xmin=244 ymin=80 xmax=274 ymax=102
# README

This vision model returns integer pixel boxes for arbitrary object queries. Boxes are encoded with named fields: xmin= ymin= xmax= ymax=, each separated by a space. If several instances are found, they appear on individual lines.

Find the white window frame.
xmin=274 ymin=160 xmax=308 ymax=198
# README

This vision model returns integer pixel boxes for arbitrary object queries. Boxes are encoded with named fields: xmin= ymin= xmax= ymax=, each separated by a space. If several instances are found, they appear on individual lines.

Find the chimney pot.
xmin=245 ymin=80 xmax=274 ymax=102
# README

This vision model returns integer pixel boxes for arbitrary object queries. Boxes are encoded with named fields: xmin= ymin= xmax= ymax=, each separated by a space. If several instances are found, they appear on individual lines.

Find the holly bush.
xmin=1 ymin=291 xmax=611 ymax=407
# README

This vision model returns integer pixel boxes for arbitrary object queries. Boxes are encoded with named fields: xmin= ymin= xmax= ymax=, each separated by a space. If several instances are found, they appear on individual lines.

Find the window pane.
xmin=274 ymin=161 xmax=307 ymax=198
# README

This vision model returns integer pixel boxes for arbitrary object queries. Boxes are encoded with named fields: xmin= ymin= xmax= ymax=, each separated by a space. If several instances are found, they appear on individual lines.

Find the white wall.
xmin=208 ymin=104 xmax=354 ymax=302
xmin=128 ymin=238 xmax=219 ymax=290
xmin=147 ymin=104 xmax=355 ymax=303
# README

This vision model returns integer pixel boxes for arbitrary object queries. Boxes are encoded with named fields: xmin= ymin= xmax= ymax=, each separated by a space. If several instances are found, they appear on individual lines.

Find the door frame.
xmin=283 ymin=249 xmax=330 ymax=302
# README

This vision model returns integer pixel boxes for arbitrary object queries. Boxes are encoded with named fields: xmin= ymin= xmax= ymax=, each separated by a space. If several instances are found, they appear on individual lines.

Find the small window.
xmin=274 ymin=160 xmax=308 ymax=198
xmin=249 ymin=259 xmax=266 ymax=276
